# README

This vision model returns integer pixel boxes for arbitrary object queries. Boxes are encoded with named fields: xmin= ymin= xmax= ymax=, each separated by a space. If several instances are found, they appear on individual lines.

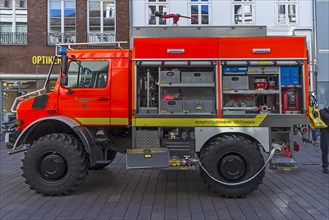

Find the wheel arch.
xmin=14 ymin=116 xmax=97 ymax=165
xmin=195 ymin=127 xmax=270 ymax=153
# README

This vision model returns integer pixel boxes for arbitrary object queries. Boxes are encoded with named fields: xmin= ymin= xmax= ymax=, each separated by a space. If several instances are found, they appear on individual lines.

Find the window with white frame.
xmin=0 ymin=0 xmax=27 ymax=44
xmin=232 ymin=0 xmax=254 ymax=25
xmin=48 ymin=0 xmax=76 ymax=45
xmin=190 ymin=0 xmax=209 ymax=25
xmin=277 ymin=0 xmax=296 ymax=25
xmin=3 ymin=0 xmax=10 ymax=8
xmin=148 ymin=0 xmax=167 ymax=25
xmin=88 ymin=0 xmax=115 ymax=42
xmin=18 ymin=0 xmax=26 ymax=8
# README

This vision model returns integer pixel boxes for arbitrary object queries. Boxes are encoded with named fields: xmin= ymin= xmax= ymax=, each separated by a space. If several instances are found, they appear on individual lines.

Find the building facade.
xmin=316 ymin=0 xmax=329 ymax=109
xmin=0 ymin=0 xmax=129 ymax=125
xmin=131 ymin=0 xmax=324 ymax=106
xmin=132 ymin=0 xmax=313 ymax=32
xmin=131 ymin=1 xmax=316 ymax=80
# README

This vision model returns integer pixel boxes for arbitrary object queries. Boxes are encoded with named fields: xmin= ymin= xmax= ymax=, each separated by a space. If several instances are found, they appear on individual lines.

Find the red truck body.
xmin=11 ymin=35 xmax=309 ymax=198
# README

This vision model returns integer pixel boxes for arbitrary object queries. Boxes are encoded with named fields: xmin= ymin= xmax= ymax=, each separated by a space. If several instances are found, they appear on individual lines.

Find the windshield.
xmin=66 ymin=61 xmax=109 ymax=88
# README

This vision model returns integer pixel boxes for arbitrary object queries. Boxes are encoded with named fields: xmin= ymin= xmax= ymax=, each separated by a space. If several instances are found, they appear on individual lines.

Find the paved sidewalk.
xmin=0 ymin=140 xmax=328 ymax=220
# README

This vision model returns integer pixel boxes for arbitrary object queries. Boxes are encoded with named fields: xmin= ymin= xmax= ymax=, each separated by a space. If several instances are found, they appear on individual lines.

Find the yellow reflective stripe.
xmin=133 ymin=114 xmax=267 ymax=127
xmin=76 ymin=118 xmax=109 ymax=125
xmin=75 ymin=118 xmax=128 ymax=125
xmin=111 ymin=118 xmax=129 ymax=125
xmin=75 ymin=115 xmax=267 ymax=126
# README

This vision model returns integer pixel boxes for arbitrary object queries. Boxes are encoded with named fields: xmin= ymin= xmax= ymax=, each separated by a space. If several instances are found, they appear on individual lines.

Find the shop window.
xmin=2 ymin=81 xmax=37 ymax=114
xmin=233 ymin=0 xmax=254 ymax=25
xmin=88 ymin=0 xmax=116 ymax=42
xmin=277 ymin=0 xmax=297 ymax=25
xmin=148 ymin=0 xmax=167 ymax=25
xmin=48 ymin=80 xmax=57 ymax=92
xmin=190 ymin=0 xmax=209 ymax=25
xmin=48 ymin=0 xmax=76 ymax=45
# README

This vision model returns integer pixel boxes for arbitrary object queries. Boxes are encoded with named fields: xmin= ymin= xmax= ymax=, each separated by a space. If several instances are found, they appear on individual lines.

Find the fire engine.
xmin=8 ymin=27 xmax=310 ymax=197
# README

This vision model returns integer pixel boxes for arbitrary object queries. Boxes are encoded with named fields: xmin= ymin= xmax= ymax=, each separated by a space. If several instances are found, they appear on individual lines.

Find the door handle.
xmin=98 ymin=97 xmax=109 ymax=101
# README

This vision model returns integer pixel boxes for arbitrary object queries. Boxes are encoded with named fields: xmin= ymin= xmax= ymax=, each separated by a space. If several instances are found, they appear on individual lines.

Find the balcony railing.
xmin=47 ymin=32 xmax=76 ymax=45
xmin=87 ymin=33 xmax=116 ymax=43
xmin=0 ymin=32 xmax=27 ymax=45
xmin=0 ymin=32 xmax=116 ymax=45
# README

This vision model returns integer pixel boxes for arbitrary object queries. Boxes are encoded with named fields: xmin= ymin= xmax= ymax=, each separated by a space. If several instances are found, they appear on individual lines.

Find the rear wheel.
xmin=22 ymin=133 xmax=88 ymax=196
xmin=200 ymin=134 xmax=264 ymax=198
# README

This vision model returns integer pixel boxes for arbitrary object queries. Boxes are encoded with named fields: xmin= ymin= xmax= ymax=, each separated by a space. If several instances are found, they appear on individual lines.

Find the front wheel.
xmin=22 ymin=133 xmax=88 ymax=196
xmin=200 ymin=135 xmax=265 ymax=198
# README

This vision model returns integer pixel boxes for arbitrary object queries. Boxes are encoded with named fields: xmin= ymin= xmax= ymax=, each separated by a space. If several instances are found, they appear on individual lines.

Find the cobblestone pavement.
xmin=0 ymin=139 xmax=328 ymax=220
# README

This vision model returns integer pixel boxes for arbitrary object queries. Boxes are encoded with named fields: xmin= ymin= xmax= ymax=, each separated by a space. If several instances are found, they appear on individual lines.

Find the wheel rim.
xmin=38 ymin=152 xmax=67 ymax=181
xmin=218 ymin=154 xmax=246 ymax=181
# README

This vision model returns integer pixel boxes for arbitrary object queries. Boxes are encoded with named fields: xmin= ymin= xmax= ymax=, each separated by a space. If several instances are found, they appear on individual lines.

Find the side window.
xmin=66 ymin=61 xmax=109 ymax=88
xmin=96 ymin=72 xmax=108 ymax=88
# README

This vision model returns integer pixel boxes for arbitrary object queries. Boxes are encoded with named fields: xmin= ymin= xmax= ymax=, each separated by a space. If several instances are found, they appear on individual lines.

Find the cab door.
xmin=58 ymin=60 xmax=111 ymax=126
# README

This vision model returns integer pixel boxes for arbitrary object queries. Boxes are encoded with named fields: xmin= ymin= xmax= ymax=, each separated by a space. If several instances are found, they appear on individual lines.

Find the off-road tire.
xmin=200 ymin=134 xmax=265 ymax=198
xmin=22 ymin=133 xmax=88 ymax=196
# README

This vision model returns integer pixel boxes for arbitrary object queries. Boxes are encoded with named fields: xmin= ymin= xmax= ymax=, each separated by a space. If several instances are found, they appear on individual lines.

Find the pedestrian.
xmin=319 ymin=106 xmax=329 ymax=173
xmin=311 ymin=128 xmax=318 ymax=146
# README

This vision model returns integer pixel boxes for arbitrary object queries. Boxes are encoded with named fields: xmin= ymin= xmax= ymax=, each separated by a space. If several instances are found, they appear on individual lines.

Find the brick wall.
xmin=0 ymin=0 xmax=130 ymax=75
xmin=116 ymin=0 xmax=130 ymax=44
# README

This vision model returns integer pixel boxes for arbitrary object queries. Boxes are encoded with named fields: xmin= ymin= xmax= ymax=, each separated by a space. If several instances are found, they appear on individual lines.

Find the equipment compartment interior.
xmin=136 ymin=65 xmax=217 ymax=115
xmin=221 ymin=63 xmax=304 ymax=115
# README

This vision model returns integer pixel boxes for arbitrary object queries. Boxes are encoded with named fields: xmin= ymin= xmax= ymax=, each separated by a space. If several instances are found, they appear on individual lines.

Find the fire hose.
xmin=198 ymin=143 xmax=284 ymax=186
xmin=155 ymin=11 xmax=197 ymax=25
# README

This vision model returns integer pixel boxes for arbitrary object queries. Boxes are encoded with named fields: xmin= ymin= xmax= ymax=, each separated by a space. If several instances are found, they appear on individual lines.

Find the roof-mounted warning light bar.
xmin=55 ymin=41 xmax=128 ymax=56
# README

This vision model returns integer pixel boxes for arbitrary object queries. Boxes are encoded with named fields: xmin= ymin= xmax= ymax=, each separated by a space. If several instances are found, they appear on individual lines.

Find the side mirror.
xmin=60 ymin=74 xmax=68 ymax=86
xmin=61 ymin=54 xmax=68 ymax=74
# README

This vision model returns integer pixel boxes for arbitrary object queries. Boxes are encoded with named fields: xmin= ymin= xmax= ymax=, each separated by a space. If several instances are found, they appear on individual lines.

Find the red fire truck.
xmin=8 ymin=29 xmax=309 ymax=197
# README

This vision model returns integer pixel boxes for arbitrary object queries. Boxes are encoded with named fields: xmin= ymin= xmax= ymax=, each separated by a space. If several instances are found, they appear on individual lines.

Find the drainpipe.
xmin=12 ymin=0 xmax=16 ymax=43
xmin=0 ymin=73 xmax=57 ymax=80
xmin=0 ymin=81 xmax=2 ymax=133
xmin=292 ymin=26 xmax=317 ymax=96
xmin=312 ymin=0 xmax=318 ymax=97
xmin=292 ymin=0 xmax=319 ymax=96
xmin=129 ymin=0 xmax=133 ymax=48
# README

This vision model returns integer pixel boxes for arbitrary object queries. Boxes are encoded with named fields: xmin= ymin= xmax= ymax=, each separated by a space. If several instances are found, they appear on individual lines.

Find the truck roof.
xmin=67 ymin=49 xmax=131 ymax=60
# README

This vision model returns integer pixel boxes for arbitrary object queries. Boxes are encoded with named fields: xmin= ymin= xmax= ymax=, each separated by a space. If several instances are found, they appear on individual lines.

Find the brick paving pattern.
xmin=0 ymin=138 xmax=328 ymax=220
